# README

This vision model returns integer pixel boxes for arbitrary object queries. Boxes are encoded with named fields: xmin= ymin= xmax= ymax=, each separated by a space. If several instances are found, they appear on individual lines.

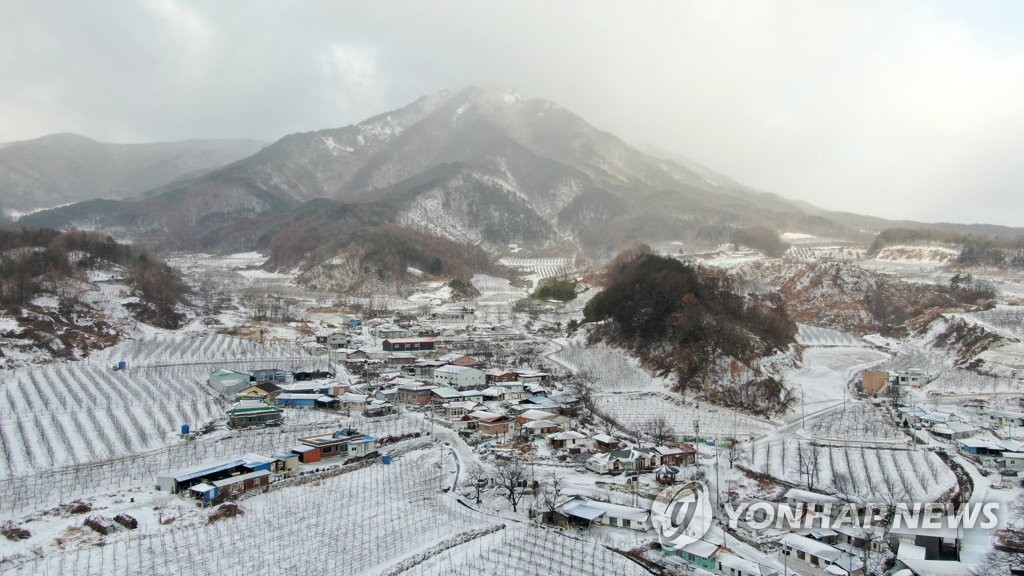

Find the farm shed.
xmin=157 ymin=457 xmax=248 ymax=493
xmin=275 ymin=393 xmax=324 ymax=408
xmin=547 ymin=431 xmax=587 ymax=449
xmin=208 ymin=369 xmax=253 ymax=396
xmin=382 ymin=337 xmax=436 ymax=352
xmin=251 ymin=369 xmax=293 ymax=385
xmin=213 ymin=470 xmax=271 ymax=498
xmin=271 ymin=451 xmax=300 ymax=472
xmin=291 ymin=444 xmax=321 ymax=464
xmin=226 ymin=402 xmax=283 ymax=429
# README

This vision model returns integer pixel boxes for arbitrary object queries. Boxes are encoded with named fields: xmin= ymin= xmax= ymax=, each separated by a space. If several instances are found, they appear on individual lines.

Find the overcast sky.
xmin=2 ymin=0 xmax=1023 ymax=227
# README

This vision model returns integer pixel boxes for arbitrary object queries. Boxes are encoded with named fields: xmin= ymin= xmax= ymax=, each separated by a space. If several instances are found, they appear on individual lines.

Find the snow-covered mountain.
xmin=21 ymin=87 xmax=830 ymax=256
xmin=0 ymin=133 xmax=268 ymax=216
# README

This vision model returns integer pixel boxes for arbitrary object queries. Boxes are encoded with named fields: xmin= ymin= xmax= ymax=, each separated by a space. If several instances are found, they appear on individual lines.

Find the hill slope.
xmin=0 ymin=133 xmax=267 ymax=215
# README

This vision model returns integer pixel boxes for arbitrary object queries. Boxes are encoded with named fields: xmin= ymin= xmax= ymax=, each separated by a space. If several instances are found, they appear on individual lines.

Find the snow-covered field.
xmin=549 ymin=338 xmax=777 ymax=438
xmin=748 ymin=440 xmax=955 ymax=502
xmin=498 ymin=257 xmax=575 ymax=286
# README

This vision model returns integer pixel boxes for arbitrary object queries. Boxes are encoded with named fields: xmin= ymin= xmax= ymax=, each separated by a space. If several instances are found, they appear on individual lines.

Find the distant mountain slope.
xmin=0 ymin=133 xmax=268 ymax=214
xmin=21 ymin=87 xmax=845 ymax=255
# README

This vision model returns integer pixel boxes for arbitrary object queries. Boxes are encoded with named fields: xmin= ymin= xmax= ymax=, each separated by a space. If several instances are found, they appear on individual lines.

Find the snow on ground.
xmin=548 ymin=337 xmax=776 ymax=439
xmin=786 ymin=346 xmax=888 ymax=417
xmin=498 ymin=257 xmax=575 ymax=287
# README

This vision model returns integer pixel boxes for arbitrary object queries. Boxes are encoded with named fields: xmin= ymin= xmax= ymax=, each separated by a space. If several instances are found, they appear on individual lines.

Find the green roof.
xmin=226 ymin=406 xmax=283 ymax=415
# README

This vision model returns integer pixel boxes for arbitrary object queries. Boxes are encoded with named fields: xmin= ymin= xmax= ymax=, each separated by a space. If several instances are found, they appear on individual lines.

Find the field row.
xmin=0 ymin=412 xmax=426 ymax=516
xmin=3 ymin=446 xmax=486 ymax=576
xmin=748 ymin=440 xmax=955 ymax=502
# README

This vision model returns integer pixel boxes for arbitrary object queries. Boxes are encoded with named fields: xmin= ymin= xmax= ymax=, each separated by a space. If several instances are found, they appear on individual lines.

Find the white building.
xmin=433 ymin=365 xmax=485 ymax=390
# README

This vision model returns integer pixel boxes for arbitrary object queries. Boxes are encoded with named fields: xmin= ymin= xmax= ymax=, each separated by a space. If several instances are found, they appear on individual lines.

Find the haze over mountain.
xmin=18 ymin=87 xmax=1024 ymax=270
xmin=0 ymin=133 xmax=267 ymax=216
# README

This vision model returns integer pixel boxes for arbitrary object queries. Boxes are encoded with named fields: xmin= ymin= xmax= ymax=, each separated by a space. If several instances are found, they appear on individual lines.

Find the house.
xmin=461 ymin=389 xmax=485 ymax=403
xmin=431 ymin=306 xmax=475 ymax=323
xmin=338 ymin=392 xmax=370 ymax=411
xmin=930 ymin=421 xmax=977 ymax=440
xmin=236 ymin=382 xmax=283 ymax=400
xmin=431 ymin=386 xmax=464 ymax=405
xmin=981 ymin=410 xmax=1024 ymax=429
xmin=270 ymin=451 xmax=300 ymax=472
xmin=894 ymin=369 xmax=926 ymax=388
xmin=290 ymin=444 xmax=321 ymax=464
xmin=716 ymin=552 xmax=780 ymax=576
xmin=556 ymin=496 xmax=651 ymax=531
xmin=513 ymin=369 xmax=550 ymax=385
xmin=297 ymin=428 xmax=376 ymax=461
xmin=433 ymin=365 xmax=485 ymax=390
xmin=396 ymin=382 xmax=435 ymax=405
xmin=283 ymin=381 xmax=346 ymax=396
xmin=479 ymin=387 xmax=506 ymax=401
xmin=958 ymin=438 xmax=1004 ymax=457
xmin=889 ymin=520 xmax=963 ymax=568
xmin=654 ymin=445 xmax=697 ymax=466
xmin=437 ymin=353 xmax=480 ymax=367
xmin=668 ymin=538 xmax=722 ymax=571
xmin=781 ymin=533 xmax=864 ymax=576
xmin=518 ymin=396 xmax=563 ymax=413
xmin=275 ymin=393 xmax=334 ymax=409
xmin=585 ymin=448 xmax=661 ymax=474
xmin=226 ymin=402 xmax=283 ymax=429
xmin=547 ymin=431 xmax=587 ymax=449
xmin=1002 ymin=452 xmax=1024 ymax=471
xmin=897 ymin=406 xmax=930 ymax=428
xmin=522 ymin=419 xmax=561 ymax=435
xmin=387 ymin=352 xmax=419 ymax=366
xmin=592 ymin=433 xmax=620 ymax=452
xmin=466 ymin=411 xmax=509 ymax=436
xmin=833 ymin=525 xmax=887 ymax=553
xmin=325 ymin=332 xmax=350 ymax=349
xmin=362 ymin=400 xmax=396 ymax=417
xmin=485 ymin=370 xmax=518 ymax=384
xmin=375 ymin=324 xmax=409 ymax=339
xmin=329 ymin=348 xmax=367 ymax=362
xmin=443 ymin=400 xmax=483 ymax=418
xmin=208 ymin=369 xmax=253 ymax=396
xmin=404 ymin=360 xmax=446 ymax=379
xmin=212 ymin=470 xmax=271 ymax=499
xmin=251 ymin=369 xmax=292 ymax=386
xmin=493 ymin=381 xmax=529 ymax=400
xmin=382 ymin=337 xmax=436 ymax=352
xmin=920 ymin=412 xmax=959 ymax=427
xmin=157 ymin=457 xmax=249 ymax=493
xmin=516 ymin=408 xmax=562 ymax=424
xmin=862 ymin=370 xmax=890 ymax=396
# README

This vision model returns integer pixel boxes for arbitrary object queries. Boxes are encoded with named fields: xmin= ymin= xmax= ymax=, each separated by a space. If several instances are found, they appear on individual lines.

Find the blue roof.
xmin=171 ymin=458 xmax=246 ymax=483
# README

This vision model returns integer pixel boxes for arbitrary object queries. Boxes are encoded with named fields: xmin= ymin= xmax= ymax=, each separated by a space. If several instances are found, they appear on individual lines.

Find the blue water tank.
xmin=118 ymin=360 xmax=127 ymax=371
xmin=181 ymin=424 xmax=190 ymax=436
xmin=381 ymin=453 xmax=392 ymax=465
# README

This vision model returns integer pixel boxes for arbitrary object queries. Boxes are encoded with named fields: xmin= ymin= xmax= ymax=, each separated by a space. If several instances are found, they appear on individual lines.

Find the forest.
xmin=583 ymin=246 xmax=797 ymax=414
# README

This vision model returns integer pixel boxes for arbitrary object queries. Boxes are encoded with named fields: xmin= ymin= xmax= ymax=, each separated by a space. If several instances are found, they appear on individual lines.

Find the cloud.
xmin=1 ymin=0 xmax=1023 ymax=226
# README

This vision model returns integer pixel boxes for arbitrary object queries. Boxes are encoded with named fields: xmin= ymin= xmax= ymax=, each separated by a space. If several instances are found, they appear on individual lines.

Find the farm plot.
xmin=0 ymin=363 xmax=222 ymax=478
xmin=0 ymin=412 xmax=426 ymax=517
xmin=594 ymin=392 xmax=777 ymax=439
xmin=796 ymin=325 xmax=869 ymax=347
xmin=748 ymin=440 xmax=955 ymax=502
xmin=3 ymin=446 xmax=497 ymax=576
xmin=398 ymin=525 xmax=651 ymax=576
xmin=90 ymin=334 xmax=309 ymax=368
xmin=803 ymin=402 xmax=909 ymax=446
xmin=549 ymin=339 xmax=666 ymax=393
xmin=499 ymin=257 xmax=576 ymax=284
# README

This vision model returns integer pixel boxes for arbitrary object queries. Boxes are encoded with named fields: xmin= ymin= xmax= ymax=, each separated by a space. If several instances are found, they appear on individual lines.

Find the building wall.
xmin=862 ymin=371 xmax=889 ymax=395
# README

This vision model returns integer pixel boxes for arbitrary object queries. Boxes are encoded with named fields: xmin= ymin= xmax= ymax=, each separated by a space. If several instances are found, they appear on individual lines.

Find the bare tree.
xmin=460 ymin=465 xmax=489 ymax=505
xmin=642 ymin=415 xmax=673 ymax=446
xmin=726 ymin=439 xmax=744 ymax=469
xmin=538 ymin=471 xmax=565 ymax=517
xmin=494 ymin=459 xmax=530 ymax=513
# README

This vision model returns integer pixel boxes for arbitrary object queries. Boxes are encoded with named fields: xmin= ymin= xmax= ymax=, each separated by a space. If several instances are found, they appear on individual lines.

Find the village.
xmin=95 ymin=303 xmax=1021 ymax=576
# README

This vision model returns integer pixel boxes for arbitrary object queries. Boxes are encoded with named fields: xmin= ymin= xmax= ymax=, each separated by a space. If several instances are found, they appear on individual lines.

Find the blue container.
xmin=180 ymin=424 xmax=190 ymax=436
xmin=117 ymin=360 xmax=127 ymax=371
xmin=381 ymin=453 xmax=392 ymax=465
